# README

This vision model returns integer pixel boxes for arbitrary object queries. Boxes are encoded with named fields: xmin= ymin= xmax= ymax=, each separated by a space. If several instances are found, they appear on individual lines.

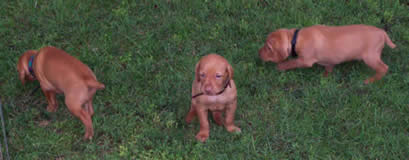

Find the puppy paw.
xmin=364 ymin=78 xmax=375 ymax=84
xmin=83 ymin=132 xmax=94 ymax=140
xmin=214 ymin=119 xmax=223 ymax=126
xmin=323 ymin=71 xmax=329 ymax=77
xmin=83 ymin=135 xmax=93 ymax=141
xmin=185 ymin=117 xmax=193 ymax=124
xmin=195 ymin=131 xmax=209 ymax=142
xmin=46 ymin=105 xmax=57 ymax=112
xmin=226 ymin=125 xmax=241 ymax=133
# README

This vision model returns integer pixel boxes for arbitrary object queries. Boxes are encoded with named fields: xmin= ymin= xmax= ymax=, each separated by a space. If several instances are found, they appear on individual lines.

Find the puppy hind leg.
xmin=224 ymin=102 xmax=241 ymax=133
xmin=211 ymin=111 xmax=223 ymax=126
xmin=85 ymin=89 xmax=97 ymax=116
xmin=363 ymin=57 xmax=388 ymax=84
xmin=185 ymin=105 xmax=197 ymax=124
xmin=65 ymin=97 xmax=94 ymax=140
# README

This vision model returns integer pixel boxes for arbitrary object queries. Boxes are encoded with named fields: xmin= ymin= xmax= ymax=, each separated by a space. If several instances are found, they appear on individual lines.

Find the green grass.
xmin=1 ymin=0 xmax=409 ymax=159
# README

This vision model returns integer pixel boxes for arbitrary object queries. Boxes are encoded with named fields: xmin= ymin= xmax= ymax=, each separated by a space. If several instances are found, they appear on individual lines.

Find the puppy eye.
xmin=215 ymin=75 xmax=222 ymax=79
xmin=267 ymin=45 xmax=273 ymax=51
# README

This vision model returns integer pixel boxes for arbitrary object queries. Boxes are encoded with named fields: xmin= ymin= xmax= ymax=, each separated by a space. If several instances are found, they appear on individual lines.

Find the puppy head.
xmin=258 ymin=29 xmax=291 ymax=63
xmin=195 ymin=54 xmax=233 ymax=95
xmin=17 ymin=50 xmax=37 ymax=85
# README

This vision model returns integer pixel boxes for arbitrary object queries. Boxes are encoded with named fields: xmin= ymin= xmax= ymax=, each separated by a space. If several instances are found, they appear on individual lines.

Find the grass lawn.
xmin=1 ymin=0 xmax=409 ymax=159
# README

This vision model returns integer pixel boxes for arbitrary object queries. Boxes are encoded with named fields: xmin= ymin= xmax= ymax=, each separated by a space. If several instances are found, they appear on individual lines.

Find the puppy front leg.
xmin=277 ymin=58 xmax=312 ymax=71
xmin=195 ymin=107 xmax=210 ymax=142
xmin=224 ymin=101 xmax=241 ymax=133
xmin=42 ymin=90 xmax=58 ymax=112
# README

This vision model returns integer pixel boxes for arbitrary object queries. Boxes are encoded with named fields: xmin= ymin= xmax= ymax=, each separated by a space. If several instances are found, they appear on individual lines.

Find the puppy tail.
xmin=87 ymin=79 xmax=105 ymax=90
xmin=384 ymin=32 xmax=396 ymax=49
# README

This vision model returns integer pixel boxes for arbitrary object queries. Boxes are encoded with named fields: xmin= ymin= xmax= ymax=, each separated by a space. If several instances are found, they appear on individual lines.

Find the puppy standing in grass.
xmin=17 ymin=46 xmax=105 ymax=140
xmin=259 ymin=24 xmax=396 ymax=84
xmin=186 ymin=54 xmax=241 ymax=142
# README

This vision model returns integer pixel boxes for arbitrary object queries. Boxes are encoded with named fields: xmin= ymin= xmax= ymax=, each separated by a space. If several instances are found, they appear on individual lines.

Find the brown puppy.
xmin=259 ymin=24 xmax=396 ymax=84
xmin=17 ymin=46 xmax=105 ymax=140
xmin=186 ymin=54 xmax=241 ymax=142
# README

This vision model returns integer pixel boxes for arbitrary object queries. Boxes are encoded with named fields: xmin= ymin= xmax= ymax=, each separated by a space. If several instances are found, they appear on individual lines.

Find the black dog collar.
xmin=290 ymin=29 xmax=300 ymax=57
xmin=192 ymin=76 xmax=231 ymax=99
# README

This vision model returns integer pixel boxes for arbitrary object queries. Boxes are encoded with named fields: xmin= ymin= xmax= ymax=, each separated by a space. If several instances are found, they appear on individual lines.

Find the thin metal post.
xmin=0 ymin=100 xmax=10 ymax=160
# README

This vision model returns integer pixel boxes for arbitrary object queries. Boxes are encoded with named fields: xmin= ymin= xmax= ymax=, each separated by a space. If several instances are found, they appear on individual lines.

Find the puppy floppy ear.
xmin=276 ymin=30 xmax=291 ymax=62
xmin=17 ymin=50 xmax=37 ymax=85
xmin=277 ymin=43 xmax=290 ymax=62
xmin=226 ymin=63 xmax=234 ymax=80
xmin=276 ymin=47 xmax=287 ymax=62
xmin=195 ymin=62 xmax=201 ymax=82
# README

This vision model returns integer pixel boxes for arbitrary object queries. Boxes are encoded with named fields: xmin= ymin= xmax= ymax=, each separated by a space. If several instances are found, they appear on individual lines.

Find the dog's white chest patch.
xmin=205 ymin=94 xmax=233 ymax=104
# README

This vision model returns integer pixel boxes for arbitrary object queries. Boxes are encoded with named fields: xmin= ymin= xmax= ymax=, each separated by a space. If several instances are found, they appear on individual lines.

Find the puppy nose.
xmin=204 ymin=85 xmax=213 ymax=93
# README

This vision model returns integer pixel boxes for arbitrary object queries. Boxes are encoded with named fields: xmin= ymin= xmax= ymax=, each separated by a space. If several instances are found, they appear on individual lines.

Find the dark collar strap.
xmin=215 ymin=80 xmax=231 ymax=95
xmin=191 ymin=92 xmax=204 ymax=99
xmin=192 ymin=77 xmax=231 ymax=99
xmin=28 ymin=55 xmax=35 ymax=77
xmin=290 ymin=29 xmax=300 ymax=57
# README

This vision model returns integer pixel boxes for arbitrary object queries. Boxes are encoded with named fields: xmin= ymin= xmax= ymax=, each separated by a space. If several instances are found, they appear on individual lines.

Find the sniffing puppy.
xmin=17 ymin=46 xmax=105 ymax=140
xmin=259 ymin=24 xmax=396 ymax=84
xmin=186 ymin=54 xmax=241 ymax=142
